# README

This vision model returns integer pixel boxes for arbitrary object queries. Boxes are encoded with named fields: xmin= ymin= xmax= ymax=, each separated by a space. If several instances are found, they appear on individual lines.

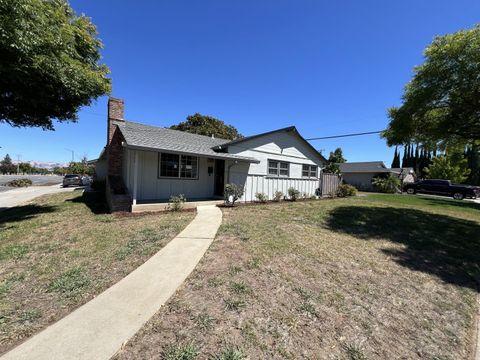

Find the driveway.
xmin=0 ymin=184 xmax=78 ymax=211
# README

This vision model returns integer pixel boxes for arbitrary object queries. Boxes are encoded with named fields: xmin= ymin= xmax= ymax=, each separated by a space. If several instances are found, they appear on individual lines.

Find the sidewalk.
xmin=1 ymin=205 xmax=223 ymax=360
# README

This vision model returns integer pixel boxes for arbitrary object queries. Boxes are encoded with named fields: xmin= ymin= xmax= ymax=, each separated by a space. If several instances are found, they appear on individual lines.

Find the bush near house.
xmin=372 ymin=174 xmax=401 ymax=193
xmin=287 ymin=187 xmax=300 ymax=201
xmin=254 ymin=192 xmax=268 ymax=203
xmin=168 ymin=194 xmax=186 ymax=212
xmin=336 ymin=184 xmax=357 ymax=197
xmin=224 ymin=184 xmax=244 ymax=206
xmin=273 ymin=191 xmax=284 ymax=202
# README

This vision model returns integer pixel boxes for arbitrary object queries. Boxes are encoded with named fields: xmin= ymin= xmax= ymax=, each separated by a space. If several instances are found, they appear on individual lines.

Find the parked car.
xmin=403 ymin=179 xmax=480 ymax=200
xmin=62 ymin=174 xmax=83 ymax=187
xmin=81 ymin=175 xmax=92 ymax=186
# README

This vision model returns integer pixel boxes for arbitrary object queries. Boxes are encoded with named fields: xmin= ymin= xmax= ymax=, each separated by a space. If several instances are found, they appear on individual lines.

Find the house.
xmin=95 ymin=98 xmax=327 ymax=212
xmin=338 ymin=161 xmax=416 ymax=191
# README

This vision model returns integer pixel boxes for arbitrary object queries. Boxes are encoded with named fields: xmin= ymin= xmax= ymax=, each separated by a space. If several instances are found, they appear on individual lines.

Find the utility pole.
xmin=16 ymin=154 xmax=21 ymax=175
xmin=65 ymin=148 xmax=74 ymax=163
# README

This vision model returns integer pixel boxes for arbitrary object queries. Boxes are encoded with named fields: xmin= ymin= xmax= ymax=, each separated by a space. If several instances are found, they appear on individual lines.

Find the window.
xmin=302 ymin=165 xmax=317 ymax=178
xmin=268 ymin=160 xmax=289 ymax=177
xmin=159 ymin=153 xmax=198 ymax=179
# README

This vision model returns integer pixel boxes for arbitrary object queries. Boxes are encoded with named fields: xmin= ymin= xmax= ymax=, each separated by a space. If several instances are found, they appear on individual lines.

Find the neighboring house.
xmin=338 ymin=161 xmax=416 ymax=191
xmin=96 ymin=98 xmax=327 ymax=211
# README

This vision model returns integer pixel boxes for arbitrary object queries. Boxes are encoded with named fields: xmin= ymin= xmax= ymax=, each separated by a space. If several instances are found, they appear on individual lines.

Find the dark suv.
xmin=403 ymin=179 xmax=480 ymax=200
xmin=62 ymin=174 xmax=83 ymax=187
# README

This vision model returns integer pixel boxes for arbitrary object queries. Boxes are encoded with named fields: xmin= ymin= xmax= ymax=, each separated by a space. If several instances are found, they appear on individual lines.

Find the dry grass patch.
xmin=0 ymin=191 xmax=193 ymax=354
xmin=115 ymin=194 xmax=480 ymax=359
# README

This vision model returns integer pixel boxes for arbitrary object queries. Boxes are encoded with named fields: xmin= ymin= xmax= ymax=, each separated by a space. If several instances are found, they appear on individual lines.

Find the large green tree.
xmin=0 ymin=0 xmax=111 ymax=129
xmin=0 ymin=153 xmax=15 ymax=174
xmin=383 ymin=26 xmax=480 ymax=147
xmin=170 ymin=113 xmax=242 ymax=140
xmin=424 ymin=150 xmax=470 ymax=183
xmin=323 ymin=147 xmax=346 ymax=174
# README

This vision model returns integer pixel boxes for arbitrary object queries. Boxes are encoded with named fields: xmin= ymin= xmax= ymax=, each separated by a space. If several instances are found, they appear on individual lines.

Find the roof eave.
xmin=122 ymin=143 xmax=260 ymax=163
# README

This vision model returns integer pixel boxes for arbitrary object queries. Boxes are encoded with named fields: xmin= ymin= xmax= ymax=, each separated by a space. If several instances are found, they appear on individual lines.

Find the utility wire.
xmin=306 ymin=130 xmax=384 ymax=141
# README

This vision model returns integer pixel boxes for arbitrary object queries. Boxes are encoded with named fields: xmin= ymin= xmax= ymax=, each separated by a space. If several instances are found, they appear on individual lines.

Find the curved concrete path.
xmin=1 ymin=205 xmax=222 ymax=360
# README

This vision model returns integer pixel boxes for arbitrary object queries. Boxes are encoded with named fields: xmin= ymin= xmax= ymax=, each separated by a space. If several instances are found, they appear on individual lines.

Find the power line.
xmin=306 ymin=130 xmax=384 ymax=141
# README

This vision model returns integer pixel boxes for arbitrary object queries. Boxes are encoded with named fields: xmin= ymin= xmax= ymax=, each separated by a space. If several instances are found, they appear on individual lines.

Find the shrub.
xmin=287 ymin=187 xmax=300 ymax=201
xmin=6 ymin=178 xmax=32 ymax=187
xmin=273 ymin=191 xmax=284 ymax=202
xmin=224 ymin=184 xmax=244 ymax=206
xmin=168 ymin=194 xmax=186 ymax=211
xmin=328 ymin=190 xmax=337 ymax=199
xmin=336 ymin=184 xmax=357 ymax=197
xmin=254 ymin=192 xmax=268 ymax=203
xmin=372 ymin=174 xmax=401 ymax=193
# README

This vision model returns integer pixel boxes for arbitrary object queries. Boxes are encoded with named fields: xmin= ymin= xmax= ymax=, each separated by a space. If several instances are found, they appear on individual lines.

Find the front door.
xmin=214 ymin=159 xmax=225 ymax=196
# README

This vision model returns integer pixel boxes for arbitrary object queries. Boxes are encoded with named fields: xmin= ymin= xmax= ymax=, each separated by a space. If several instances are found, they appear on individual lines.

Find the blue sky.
xmin=1 ymin=1 xmax=479 ymax=165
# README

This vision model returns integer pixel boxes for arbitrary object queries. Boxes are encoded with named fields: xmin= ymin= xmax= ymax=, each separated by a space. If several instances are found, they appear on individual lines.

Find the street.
xmin=0 ymin=183 xmax=78 ymax=211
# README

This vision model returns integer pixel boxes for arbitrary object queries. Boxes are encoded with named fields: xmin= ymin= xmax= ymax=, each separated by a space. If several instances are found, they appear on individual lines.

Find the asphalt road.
xmin=0 ymin=175 xmax=63 ymax=192
xmin=0 ymin=183 xmax=78 ymax=211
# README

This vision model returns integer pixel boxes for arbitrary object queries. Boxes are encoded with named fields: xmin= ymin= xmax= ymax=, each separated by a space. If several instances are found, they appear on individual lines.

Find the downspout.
xmin=227 ymin=160 xmax=238 ymax=183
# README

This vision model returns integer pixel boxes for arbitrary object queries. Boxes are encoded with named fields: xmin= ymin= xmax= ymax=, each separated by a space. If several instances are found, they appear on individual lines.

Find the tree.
xmin=401 ymin=146 xmax=407 ymax=168
xmin=424 ymin=150 xmax=470 ymax=183
xmin=323 ymin=147 xmax=346 ymax=174
xmin=372 ymin=174 xmax=401 ymax=193
xmin=465 ymin=143 xmax=480 ymax=185
xmin=328 ymin=148 xmax=346 ymax=163
xmin=170 ymin=113 xmax=242 ymax=140
xmin=383 ymin=26 xmax=480 ymax=147
xmin=0 ymin=0 xmax=111 ymax=129
xmin=391 ymin=146 xmax=401 ymax=168
xmin=18 ymin=162 xmax=32 ymax=174
xmin=0 ymin=154 xmax=15 ymax=174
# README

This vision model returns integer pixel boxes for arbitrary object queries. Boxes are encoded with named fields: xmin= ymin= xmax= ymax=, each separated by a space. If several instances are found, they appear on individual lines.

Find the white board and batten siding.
xmin=123 ymin=148 xmax=216 ymax=201
xmin=227 ymin=130 xmax=325 ymax=202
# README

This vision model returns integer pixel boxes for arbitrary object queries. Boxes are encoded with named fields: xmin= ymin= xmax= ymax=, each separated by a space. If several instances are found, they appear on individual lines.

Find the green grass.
xmin=0 ymin=191 xmax=194 ymax=354
xmin=114 ymin=194 xmax=480 ymax=359
xmin=210 ymin=345 xmax=246 ymax=360
xmin=161 ymin=342 xmax=198 ymax=360
xmin=224 ymin=298 xmax=246 ymax=311
xmin=228 ymin=281 xmax=250 ymax=295
xmin=48 ymin=267 xmax=92 ymax=299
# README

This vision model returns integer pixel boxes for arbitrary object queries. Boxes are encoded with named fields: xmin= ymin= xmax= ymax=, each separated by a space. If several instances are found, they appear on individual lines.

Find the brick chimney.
xmin=107 ymin=97 xmax=125 ymax=177
xmin=107 ymin=97 xmax=124 ymax=145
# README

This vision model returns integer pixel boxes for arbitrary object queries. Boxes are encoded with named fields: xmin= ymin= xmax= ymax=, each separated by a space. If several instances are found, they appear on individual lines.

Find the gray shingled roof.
xmin=338 ymin=161 xmax=390 ymax=173
xmin=115 ymin=120 xmax=259 ymax=162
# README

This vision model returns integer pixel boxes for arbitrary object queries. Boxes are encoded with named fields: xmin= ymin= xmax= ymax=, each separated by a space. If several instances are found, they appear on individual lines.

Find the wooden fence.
xmin=319 ymin=172 xmax=342 ymax=196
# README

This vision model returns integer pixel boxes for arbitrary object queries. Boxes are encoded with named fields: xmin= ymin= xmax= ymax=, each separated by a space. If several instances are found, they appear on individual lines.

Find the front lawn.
xmin=0 ymin=191 xmax=194 ymax=354
xmin=116 ymin=194 xmax=480 ymax=359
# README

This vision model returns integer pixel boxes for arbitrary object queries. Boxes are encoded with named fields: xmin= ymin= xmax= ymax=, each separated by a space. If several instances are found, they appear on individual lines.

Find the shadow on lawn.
xmin=67 ymin=191 xmax=109 ymax=215
xmin=325 ymin=206 xmax=480 ymax=290
xmin=0 ymin=204 xmax=57 ymax=227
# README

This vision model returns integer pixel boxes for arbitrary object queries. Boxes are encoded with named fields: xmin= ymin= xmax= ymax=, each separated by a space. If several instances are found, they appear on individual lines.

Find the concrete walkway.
xmin=0 ymin=184 xmax=76 ymax=211
xmin=1 ymin=205 xmax=223 ymax=360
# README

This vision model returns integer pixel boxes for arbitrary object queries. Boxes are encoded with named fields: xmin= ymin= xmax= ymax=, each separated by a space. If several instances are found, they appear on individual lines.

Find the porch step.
xmin=131 ymin=200 xmax=223 ymax=213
